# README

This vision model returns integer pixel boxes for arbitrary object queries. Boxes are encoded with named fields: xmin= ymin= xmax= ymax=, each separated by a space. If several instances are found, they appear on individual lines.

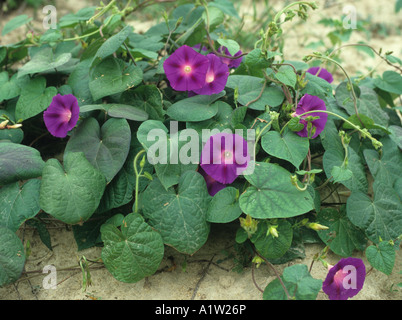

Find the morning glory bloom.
xmin=307 ymin=66 xmax=334 ymax=83
xmin=217 ymin=46 xmax=243 ymax=69
xmin=293 ymin=94 xmax=328 ymax=139
xmin=163 ymin=45 xmax=209 ymax=92
xmin=200 ymin=132 xmax=250 ymax=184
xmin=192 ymin=53 xmax=229 ymax=96
xmin=198 ymin=166 xmax=226 ymax=196
xmin=322 ymin=257 xmax=366 ymax=300
xmin=43 ymin=94 xmax=80 ymax=138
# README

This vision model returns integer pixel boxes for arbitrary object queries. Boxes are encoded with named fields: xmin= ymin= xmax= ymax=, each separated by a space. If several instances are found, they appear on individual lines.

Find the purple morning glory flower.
xmin=322 ymin=257 xmax=366 ymax=300
xmin=198 ymin=166 xmax=226 ymax=196
xmin=293 ymin=94 xmax=328 ymax=139
xmin=163 ymin=45 xmax=210 ymax=92
xmin=192 ymin=53 xmax=229 ymax=96
xmin=307 ymin=66 xmax=334 ymax=83
xmin=217 ymin=46 xmax=243 ymax=69
xmin=200 ymin=132 xmax=250 ymax=184
xmin=43 ymin=94 xmax=80 ymax=138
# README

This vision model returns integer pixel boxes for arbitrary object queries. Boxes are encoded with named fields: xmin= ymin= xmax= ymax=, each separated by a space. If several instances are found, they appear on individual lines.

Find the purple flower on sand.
xmin=293 ymin=94 xmax=328 ymax=139
xmin=163 ymin=45 xmax=209 ymax=92
xmin=192 ymin=53 xmax=229 ymax=95
xmin=307 ymin=66 xmax=334 ymax=83
xmin=43 ymin=94 xmax=80 ymax=138
xmin=322 ymin=258 xmax=366 ymax=300
xmin=217 ymin=46 xmax=243 ymax=69
xmin=198 ymin=166 xmax=226 ymax=196
xmin=200 ymin=133 xmax=249 ymax=184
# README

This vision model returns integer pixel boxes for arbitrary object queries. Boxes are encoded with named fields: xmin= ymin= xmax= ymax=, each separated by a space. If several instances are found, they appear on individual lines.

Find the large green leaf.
xmin=323 ymin=143 xmax=368 ymax=192
xmin=363 ymin=137 xmax=402 ymax=186
xmin=92 ymin=25 xmax=133 ymax=67
xmin=301 ymin=72 xmax=333 ymax=99
xmin=0 ymin=226 xmax=25 ymax=286
xmin=261 ymin=129 xmax=309 ymax=169
xmin=0 ymin=179 xmax=41 ymax=232
xmin=65 ymin=117 xmax=131 ymax=183
xmin=346 ymin=181 xmax=402 ymax=244
xmin=251 ymin=220 xmax=293 ymax=260
xmin=365 ymin=241 xmax=396 ymax=275
xmin=141 ymin=171 xmax=210 ymax=254
xmin=17 ymin=47 xmax=72 ymax=78
xmin=335 ymin=82 xmax=389 ymax=127
xmin=166 ymin=92 xmax=224 ymax=122
xmin=101 ymin=213 xmax=164 ymax=283
xmin=274 ymin=65 xmax=296 ymax=88
xmin=15 ymin=76 xmax=57 ymax=121
xmin=239 ymin=162 xmax=314 ymax=219
xmin=373 ymin=71 xmax=402 ymax=95
xmin=39 ymin=152 xmax=106 ymax=224
xmin=206 ymin=187 xmax=242 ymax=223
xmin=1 ymin=14 xmax=32 ymax=36
xmin=263 ymin=264 xmax=322 ymax=300
xmin=67 ymin=59 xmax=95 ymax=105
xmin=89 ymin=57 xmax=143 ymax=100
xmin=317 ymin=208 xmax=366 ymax=257
xmin=79 ymin=104 xmax=148 ymax=122
xmin=0 ymin=142 xmax=45 ymax=185
xmin=137 ymin=120 xmax=198 ymax=190
xmin=121 ymin=85 xmax=165 ymax=121
xmin=226 ymin=75 xmax=284 ymax=110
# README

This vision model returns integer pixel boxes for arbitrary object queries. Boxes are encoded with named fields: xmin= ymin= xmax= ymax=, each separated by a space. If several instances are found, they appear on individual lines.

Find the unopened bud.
xmin=307 ymin=222 xmax=328 ymax=231
xmin=267 ymin=225 xmax=279 ymax=238
xmin=239 ymin=214 xmax=259 ymax=237
xmin=139 ymin=155 xmax=146 ymax=168
xmin=0 ymin=120 xmax=9 ymax=129
xmin=6 ymin=123 xmax=22 ymax=129
xmin=252 ymin=255 xmax=264 ymax=268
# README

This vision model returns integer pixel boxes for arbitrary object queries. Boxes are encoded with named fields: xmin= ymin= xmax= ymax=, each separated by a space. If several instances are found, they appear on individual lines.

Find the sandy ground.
xmin=0 ymin=0 xmax=401 ymax=300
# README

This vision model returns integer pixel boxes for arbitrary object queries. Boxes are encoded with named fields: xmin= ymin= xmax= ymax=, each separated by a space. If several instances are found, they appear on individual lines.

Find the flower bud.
xmin=6 ymin=123 xmax=22 ymax=129
xmin=267 ymin=225 xmax=279 ymax=238
xmin=307 ymin=222 xmax=329 ymax=231
xmin=239 ymin=214 xmax=259 ymax=237
xmin=0 ymin=120 xmax=9 ymax=129
xmin=252 ymin=255 xmax=264 ymax=268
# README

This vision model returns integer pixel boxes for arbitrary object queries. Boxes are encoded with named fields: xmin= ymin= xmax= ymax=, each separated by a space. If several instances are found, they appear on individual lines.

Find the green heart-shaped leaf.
xmin=239 ymin=161 xmax=314 ymax=219
xmin=317 ymin=208 xmax=367 ymax=257
xmin=207 ymin=187 xmax=242 ymax=223
xmin=15 ymin=76 xmax=57 ymax=121
xmin=346 ymin=181 xmax=402 ymax=244
xmin=0 ymin=226 xmax=25 ymax=286
xmin=17 ymin=47 xmax=71 ymax=78
xmin=261 ymin=129 xmax=309 ymax=168
xmin=101 ymin=213 xmax=164 ymax=283
xmin=65 ymin=117 xmax=131 ymax=183
xmin=141 ymin=171 xmax=210 ymax=254
xmin=0 ymin=179 xmax=41 ymax=232
xmin=89 ymin=57 xmax=143 ymax=100
xmin=166 ymin=92 xmax=224 ymax=122
xmin=39 ymin=152 xmax=106 ymax=224
xmin=137 ymin=120 xmax=198 ymax=190
xmin=0 ymin=142 xmax=45 ymax=185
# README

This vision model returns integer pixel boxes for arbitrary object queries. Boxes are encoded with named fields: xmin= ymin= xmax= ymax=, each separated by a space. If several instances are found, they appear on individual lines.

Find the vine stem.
xmin=133 ymin=149 xmax=146 ymax=213
xmin=281 ymin=109 xmax=382 ymax=149
xmin=253 ymin=248 xmax=293 ymax=300
xmin=327 ymin=43 xmax=402 ymax=74
xmin=305 ymin=53 xmax=364 ymax=128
